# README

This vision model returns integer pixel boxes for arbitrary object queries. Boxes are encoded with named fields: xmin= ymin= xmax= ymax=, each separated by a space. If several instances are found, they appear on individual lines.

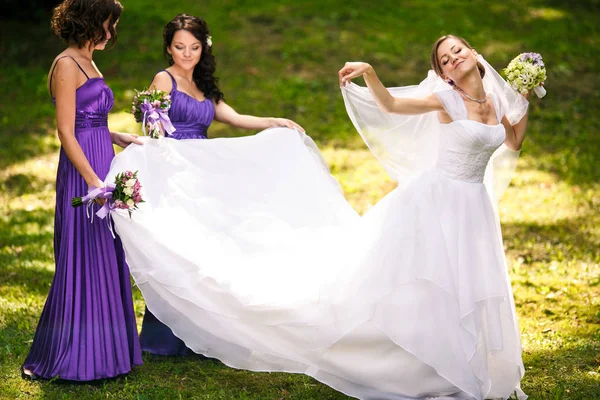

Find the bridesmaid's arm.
xmin=53 ymin=59 xmax=103 ymax=188
xmin=213 ymin=100 xmax=305 ymax=132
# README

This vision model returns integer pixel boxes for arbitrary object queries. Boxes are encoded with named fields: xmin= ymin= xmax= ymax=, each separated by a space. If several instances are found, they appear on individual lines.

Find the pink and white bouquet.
xmin=72 ymin=170 xmax=144 ymax=222
xmin=131 ymin=88 xmax=176 ymax=138
xmin=504 ymin=52 xmax=547 ymax=98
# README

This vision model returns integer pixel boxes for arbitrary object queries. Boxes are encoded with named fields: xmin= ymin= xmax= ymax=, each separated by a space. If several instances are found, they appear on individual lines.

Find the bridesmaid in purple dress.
xmin=21 ymin=0 xmax=143 ymax=380
xmin=139 ymin=14 xmax=304 ymax=356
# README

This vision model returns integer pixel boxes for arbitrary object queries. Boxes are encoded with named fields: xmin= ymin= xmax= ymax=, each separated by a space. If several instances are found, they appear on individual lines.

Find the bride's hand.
xmin=521 ymin=82 xmax=546 ymax=100
xmin=270 ymin=118 xmax=305 ymax=132
xmin=339 ymin=62 xmax=373 ymax=87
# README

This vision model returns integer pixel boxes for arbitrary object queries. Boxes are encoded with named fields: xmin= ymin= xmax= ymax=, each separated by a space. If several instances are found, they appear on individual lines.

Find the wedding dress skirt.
xmin=108 ymin=123 xmax=526 ymax=399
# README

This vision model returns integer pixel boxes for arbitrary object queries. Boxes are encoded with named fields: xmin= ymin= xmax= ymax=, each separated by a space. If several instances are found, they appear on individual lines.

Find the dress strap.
xmin=68 ymin=56 xmax=90 ymax=79
xmin=48 ymin=55 xmax=90 ymax=97
xmin=161 ymin=69 xmax=177 ymax=90
xmin=434 ymin=90 xmax=468 ymax=121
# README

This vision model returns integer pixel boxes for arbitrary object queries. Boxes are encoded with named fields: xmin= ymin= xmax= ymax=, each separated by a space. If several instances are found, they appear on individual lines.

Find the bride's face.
xmin=168 ymin=29 xmax=203 ymax=70
xmin=437 ymin=38 xmax=478 ymax=82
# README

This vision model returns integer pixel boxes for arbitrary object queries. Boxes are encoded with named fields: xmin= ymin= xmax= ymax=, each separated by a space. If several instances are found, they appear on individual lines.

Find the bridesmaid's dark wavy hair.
xmin=164 ymin=14 xmax=224 ymax=104
xmin=430 ymin=35 xmax=486 ymax=84
xmin=51 ymin=0 xmax=123 ymax=49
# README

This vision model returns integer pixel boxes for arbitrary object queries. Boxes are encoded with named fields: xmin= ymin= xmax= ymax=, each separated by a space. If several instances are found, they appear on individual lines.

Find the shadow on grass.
xmin=0 ymin=263 xmax=55 ymax=298
xmin=0 ymin=123 xmax=59 ymax=171
xmin=502 ymin=213 xmax=599 ymax=264
xmin=0 ymin=208 xmax=55 ymax=296
xmin=540 ymin=0 xmax=600 ymax=13
xmin=522 ymin=340 xmax=600 ymax=400
xmin=0 ymin=208 xmax=54 ymax=246
xmin=0 ymin=307 xmax=42 ymax=362
xmin=1 ymin=172 xmax=56 ymax=198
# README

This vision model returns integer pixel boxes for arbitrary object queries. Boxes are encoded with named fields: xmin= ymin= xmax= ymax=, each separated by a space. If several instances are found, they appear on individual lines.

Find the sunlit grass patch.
xmin=323 ymin=146 xmax=396 ymax=214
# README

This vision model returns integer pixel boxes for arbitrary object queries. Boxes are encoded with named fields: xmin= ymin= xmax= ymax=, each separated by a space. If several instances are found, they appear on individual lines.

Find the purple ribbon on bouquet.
xmin=82 ymin=184 xmax=117 ymax=237
xmin=140 ymin=99 xmax=176 ymax=137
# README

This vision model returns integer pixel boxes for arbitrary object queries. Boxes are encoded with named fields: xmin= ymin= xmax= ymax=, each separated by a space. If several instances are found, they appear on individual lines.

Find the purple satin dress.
xmin=139 ymin=70 xmax=215 ymax=355
xmin=22 ymin=56 xmax=143 ymax=380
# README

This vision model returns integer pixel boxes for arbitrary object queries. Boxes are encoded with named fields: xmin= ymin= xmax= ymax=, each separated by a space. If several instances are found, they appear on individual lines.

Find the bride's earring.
xmin=441 ymin=75 xmax=453 ymax=86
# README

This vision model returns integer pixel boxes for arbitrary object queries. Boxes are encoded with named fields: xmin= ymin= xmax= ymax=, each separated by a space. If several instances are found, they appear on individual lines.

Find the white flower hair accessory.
xmin=206 ymin=35 xmax=212 ymax=48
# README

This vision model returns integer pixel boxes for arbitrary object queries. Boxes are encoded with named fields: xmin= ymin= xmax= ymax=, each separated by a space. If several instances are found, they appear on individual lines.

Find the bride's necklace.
xmin=453 ymin=85 xmax=487 ymax=104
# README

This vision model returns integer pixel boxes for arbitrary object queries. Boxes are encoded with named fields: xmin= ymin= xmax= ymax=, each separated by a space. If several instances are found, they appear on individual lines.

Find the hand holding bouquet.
xmin=72 ymin=171 xmax=144 ymax=235
xmin=131 ymin=88 xmax=176 ymax=138
xmin=504 ymin=52 xmax=547 ymax=98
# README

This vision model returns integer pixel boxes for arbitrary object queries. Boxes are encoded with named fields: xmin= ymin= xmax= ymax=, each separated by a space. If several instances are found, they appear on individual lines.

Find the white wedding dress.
xmin=108 ymin=58 xmax=528 ymax=400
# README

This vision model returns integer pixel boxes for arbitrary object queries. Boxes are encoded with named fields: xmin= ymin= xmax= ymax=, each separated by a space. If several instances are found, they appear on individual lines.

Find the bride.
xmin=108 ymin=34 xmax=531 ymax=399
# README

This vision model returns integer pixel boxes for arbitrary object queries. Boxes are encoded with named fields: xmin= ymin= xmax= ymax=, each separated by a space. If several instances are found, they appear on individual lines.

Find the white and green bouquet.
xmin=504 ymin=52 xmax=547 ymax=98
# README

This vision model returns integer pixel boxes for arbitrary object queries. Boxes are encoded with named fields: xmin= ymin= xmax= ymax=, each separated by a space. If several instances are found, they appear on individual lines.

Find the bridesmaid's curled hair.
xmin=164 ymin=14 xmax=224 ymax=104
xmin=430 ymin=35 xmax=486 ymax=80
xmin=51 ymin=0 xmax=123 ymax=48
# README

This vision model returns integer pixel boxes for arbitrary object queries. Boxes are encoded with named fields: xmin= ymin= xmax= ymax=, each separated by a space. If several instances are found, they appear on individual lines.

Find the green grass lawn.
xmin=1 ymin=0 xmax=599 ymax=398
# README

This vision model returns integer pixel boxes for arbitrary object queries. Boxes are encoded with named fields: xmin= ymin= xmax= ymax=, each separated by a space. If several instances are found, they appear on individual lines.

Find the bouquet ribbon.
xmin=140 ymin=99 xmax=176 ymax=136
xmin=82 ymin=184 xmax=117 ymax=237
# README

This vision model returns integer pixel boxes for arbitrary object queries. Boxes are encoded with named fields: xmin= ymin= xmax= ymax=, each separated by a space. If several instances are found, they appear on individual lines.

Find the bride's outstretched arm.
xmin=339 ymin=62 xmax=443 ymax=115
xmin=214 ymin=101 xmax=305 ymax=132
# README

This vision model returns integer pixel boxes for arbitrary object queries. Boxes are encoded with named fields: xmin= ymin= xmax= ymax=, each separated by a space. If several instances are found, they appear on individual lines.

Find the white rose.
xmin=126 ymin=179 xmax=136 ymax=187
xmin=124 ymin=187 xmax=134 ymax=196
xmin=126 ymin=199 xmax=135 ymax=208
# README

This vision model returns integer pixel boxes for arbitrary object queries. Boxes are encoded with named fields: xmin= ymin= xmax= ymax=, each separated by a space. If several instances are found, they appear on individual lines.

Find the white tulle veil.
xmin=341 ymin=55 xmax=529 ymax=202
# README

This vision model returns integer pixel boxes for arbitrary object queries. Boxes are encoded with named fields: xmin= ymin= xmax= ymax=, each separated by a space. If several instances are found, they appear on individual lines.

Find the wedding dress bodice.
xmin=434 ymin=90 xmax=506 ymax=183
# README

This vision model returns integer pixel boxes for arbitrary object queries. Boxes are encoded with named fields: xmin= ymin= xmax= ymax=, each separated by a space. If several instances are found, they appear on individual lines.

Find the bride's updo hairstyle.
xmin=430 ymin=35 xmax=486 ymax=82
xmin=51 ymin=0 xmax=123 ymax=48
xmin=163 ymin=14 xmax=224 ymax=104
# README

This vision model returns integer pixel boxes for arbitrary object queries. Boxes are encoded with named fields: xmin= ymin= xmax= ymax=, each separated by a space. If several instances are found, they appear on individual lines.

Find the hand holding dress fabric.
xmin=269 ymin=117 xmax=305 ymax=132
xmin=338 ymin=62 xmax=373 ymax=86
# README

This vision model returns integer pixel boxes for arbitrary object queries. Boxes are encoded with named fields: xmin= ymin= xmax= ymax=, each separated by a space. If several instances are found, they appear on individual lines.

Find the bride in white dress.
xmin=108 ymin=35 xmax=531 ymax=399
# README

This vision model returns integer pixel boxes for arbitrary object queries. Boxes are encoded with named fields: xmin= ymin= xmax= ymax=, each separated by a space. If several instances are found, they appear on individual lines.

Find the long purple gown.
xmin=139 ymin=69 xmax=215 ymax=355
xmin=22 ymin=56 xmax=143 ymax=380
